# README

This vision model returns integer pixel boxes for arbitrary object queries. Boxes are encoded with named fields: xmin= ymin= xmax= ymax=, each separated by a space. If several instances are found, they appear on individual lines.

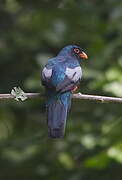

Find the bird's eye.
xmin=74 ymin=48 xmax=80 ymax=54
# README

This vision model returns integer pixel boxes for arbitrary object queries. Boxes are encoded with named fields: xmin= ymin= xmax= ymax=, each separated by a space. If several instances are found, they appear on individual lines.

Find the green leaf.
xmin=84 ymin=153 xmax=110 ymax=169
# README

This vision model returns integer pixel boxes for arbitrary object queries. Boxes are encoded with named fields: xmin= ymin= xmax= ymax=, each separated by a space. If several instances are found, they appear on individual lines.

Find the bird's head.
xmin=58 ymin=45 xmax=88 ymax=61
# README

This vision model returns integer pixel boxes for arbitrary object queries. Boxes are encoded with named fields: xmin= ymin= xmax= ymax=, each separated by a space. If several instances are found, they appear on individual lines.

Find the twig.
xmin=0 ymin=92 xmax=122 ymax=103
xmin=0 ymin=93 xmax=40 ymax=100
xmin=73 ymin=93 xmax=122 ymax=103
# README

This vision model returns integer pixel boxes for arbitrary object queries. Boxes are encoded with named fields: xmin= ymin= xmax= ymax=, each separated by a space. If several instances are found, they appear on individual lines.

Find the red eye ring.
xmin=74 ymin=48 xmax=80 ymax=54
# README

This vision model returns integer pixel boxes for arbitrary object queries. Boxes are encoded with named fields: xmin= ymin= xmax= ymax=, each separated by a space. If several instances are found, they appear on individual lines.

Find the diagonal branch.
xmin=0 ymin=92 xmax=122 ymax=103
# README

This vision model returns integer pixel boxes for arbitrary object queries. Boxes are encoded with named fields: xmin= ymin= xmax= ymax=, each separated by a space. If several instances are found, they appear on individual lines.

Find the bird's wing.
xmin=42 ymin=67 xmax=52 ymax=81
xmin=41 ymin=57 xmax=66 ymax=89
xmin=41 ymin=58 xmax=55 ymax=88
xmin=56 ymin=66 xmax=82 ymax=93
xmin=65 ymin=66 xmax=82 ymax=82
xmin=42 ymin=58 xmax=82 ymax=92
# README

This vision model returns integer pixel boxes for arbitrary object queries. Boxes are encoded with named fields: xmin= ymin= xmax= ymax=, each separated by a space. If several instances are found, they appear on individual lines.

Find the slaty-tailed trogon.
xmin=41 ymin=45 xmax=88 ymax=138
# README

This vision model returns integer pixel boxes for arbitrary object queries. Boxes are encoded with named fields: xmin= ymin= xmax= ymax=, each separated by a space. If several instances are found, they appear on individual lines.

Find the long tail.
xmin=47 ymin=99 xmax=68 ymax=138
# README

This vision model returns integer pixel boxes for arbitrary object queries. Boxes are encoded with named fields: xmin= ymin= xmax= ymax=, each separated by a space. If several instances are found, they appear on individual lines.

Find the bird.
xmin=41 ymin=45 xmax=88 ymax=138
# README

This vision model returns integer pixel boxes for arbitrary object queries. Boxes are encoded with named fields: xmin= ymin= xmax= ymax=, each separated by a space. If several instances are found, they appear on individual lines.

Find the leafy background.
xmin=0 ymin=0 xmax=122 ymax=179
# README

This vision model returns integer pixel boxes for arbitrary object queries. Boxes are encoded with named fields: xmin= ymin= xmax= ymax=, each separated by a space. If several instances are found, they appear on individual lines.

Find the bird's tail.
xmin=47 ymin=99 xmax=68 ymax=138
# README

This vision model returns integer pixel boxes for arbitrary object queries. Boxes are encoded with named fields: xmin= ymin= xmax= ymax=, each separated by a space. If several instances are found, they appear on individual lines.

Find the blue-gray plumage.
xmin=41 ymin=45 xmax=88 ymax=138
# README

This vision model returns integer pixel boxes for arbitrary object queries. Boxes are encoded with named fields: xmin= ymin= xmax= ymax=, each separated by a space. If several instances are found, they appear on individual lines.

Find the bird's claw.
xmin=78 ymin=92 xmax=82 ymax=95
xmin=72 ymin=86 xmax=78 ymax=93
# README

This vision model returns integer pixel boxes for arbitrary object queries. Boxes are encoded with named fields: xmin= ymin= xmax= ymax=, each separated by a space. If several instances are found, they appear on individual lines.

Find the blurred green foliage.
xmin=0 ymin=0 xmax=122 ymax=179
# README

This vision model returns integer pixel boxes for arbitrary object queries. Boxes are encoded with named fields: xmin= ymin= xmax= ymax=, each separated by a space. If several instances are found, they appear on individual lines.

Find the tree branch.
xmin=73 ymin=93 xmax=122 ymax=103
xmin=0 ymin=92 xmax=122 ymax=103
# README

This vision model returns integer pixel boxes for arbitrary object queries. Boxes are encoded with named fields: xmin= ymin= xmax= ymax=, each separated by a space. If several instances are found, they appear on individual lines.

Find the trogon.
xmin=41 ymin=45 xmax=88 ymax=138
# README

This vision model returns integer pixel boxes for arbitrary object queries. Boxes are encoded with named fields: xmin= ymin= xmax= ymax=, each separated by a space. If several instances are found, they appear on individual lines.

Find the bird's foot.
xmin=78 ymin=92 xmax=82 ymax=95
xmin=72 ymin=86 xmax=78 ymax=93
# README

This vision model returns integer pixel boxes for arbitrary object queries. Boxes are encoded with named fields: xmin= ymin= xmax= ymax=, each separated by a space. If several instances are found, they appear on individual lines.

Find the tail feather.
xmin=49 ymin=128 xmax=64 ymax=138
xmin=47 ymin=100 xmax=67 ymax=138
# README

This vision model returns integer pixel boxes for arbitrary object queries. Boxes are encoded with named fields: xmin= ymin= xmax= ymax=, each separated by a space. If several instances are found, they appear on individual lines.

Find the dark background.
xmin=0 ymin=0 xmax=122 ymax=179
